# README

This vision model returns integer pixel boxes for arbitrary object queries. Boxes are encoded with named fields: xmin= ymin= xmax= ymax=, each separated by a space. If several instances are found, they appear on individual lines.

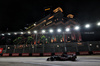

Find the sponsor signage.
xmin=0 ymin=48 xmax=3 ymax=53
xmin=93 ymin=51 xmax=100 ymax=54
xmin=3 ymin=53 xmax=9 ymax=56
xmin=55 ymin=52 xmax=63 ymax=56
xmin=43 ymin=53 xmax=51 ymax=56
xmin=22 ymin=53 xmax=29 ymax=56
xmin=12 ymin=53 xmax=19 ymax=56
xmin=80 ymin=51 xmax=89 ymax=55
xmin=67 ymin=52 xmax=76 ymax=55
xmin=32 ymin=53 xmax=40 ymax=56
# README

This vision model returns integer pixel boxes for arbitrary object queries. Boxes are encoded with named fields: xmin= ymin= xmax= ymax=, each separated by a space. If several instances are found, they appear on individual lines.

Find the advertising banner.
xmin=0 ymin=48 xmax=3 ymax=54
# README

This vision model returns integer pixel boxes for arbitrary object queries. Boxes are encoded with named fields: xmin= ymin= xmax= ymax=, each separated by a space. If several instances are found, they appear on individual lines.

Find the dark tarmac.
xmin=0 ymin=55 xmax=100 ymax=66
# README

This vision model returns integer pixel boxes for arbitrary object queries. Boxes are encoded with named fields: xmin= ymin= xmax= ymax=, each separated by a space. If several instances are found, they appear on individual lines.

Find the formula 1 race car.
xmin=47 ymin=54 xmax=77 ymax=61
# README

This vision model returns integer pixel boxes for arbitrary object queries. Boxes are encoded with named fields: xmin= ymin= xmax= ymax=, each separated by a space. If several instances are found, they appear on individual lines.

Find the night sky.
xmin=0 ymin=0 xmax=100 ymax=32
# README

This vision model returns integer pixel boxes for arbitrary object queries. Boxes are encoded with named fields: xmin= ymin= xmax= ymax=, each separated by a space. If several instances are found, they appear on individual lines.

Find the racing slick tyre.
xmin=71 ymin=57 xmax=76 ymax=61
xmin=47 ymin=58 xmax=51 ymax=61
xmin=51 ymin=58 xmax=56 ymax=61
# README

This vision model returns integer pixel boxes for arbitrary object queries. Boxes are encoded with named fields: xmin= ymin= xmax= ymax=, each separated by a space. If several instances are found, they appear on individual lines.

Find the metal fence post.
xmin=53 ymin=44 xmax=55 ymax=53
xmin=76 ymin=43 xmax=78 ymax=52
xmin=63 ymin=32 xmax=66 ymax=52
xmin=32 ymin=45 xmax=34 ymax=53
xmin=5 ymin=45 xmax=8 ymax=53
xmin=87 ymin=42 xmax=91 ymax=51
xmin=23 ymin=45 xmax=25 ymax=53
xmin=13 ymin=45 xmax=16 ymax=53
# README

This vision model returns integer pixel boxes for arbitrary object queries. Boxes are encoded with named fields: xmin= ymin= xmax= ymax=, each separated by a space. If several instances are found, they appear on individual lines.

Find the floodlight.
xmin=34 ymin=30 xmax=37 ymax=34
xmin=42 ymin=30 xmax=46 ymax=33
xmin=14 ymin=33 xmax=17 ymax=35
xmin=8 ymin=33 xmax=11 ymax=35
xmin=97 ymin=22 xmax=100 ymax=26
xmin=49 ymin=29 xmax=54 ymax=33
xmin=74 ymin=26 xmax=80 ymax=30
xmin=85 ymin=24 xmax=90 ymax=28
xmin=21 ymin=32 xmax=24 ymax=34
xmin=57 ymin=29 xmax=62 ymax=33
xmin=66 ymin=28 xmax=70 ymax=32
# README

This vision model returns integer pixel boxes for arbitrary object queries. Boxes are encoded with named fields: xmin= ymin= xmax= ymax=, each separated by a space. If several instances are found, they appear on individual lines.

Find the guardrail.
xmin=0 ymin=51 xmax=100 ymax=57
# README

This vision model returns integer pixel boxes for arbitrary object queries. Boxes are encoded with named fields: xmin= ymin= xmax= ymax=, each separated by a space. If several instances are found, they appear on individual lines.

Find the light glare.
xmin=57 ymin=29 xmax=61 ymax=32
xmin=42 ymin=30 xmax=46 ymax=33
xmin=1 ymin=34 xmax=5 ymax=36
xmin=85 ymin=24 xmax=90 ymax=28
xmin=21 ymin=32 xmax=24 ymax=34
xmin=75 ymin=26 xmax=80 ymax=30
xmin=14 ymin=33 xmax=17 ymax=35
xmin=97 ymin=22 xmax=100 ymax=26
xmin=34 ymin=30 xmax=37 ymax=34
xmin=8 ymin=33 xmax=11 ymax=35
xmin=49 ymin=29 xmax=53 ymax=33
xmin=28 ymin=31 xmax=31 ymax=34
xmin=66 ymin=28 xmax=70 ymax=32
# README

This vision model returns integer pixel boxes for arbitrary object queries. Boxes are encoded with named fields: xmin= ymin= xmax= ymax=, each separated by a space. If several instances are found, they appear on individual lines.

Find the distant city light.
xmin=74 ymin=26 xmax=80 ymax=30
xmin=42 ymin=30 xmax=46 ymax=33
xmin=8 ymin=33 xmax=11 ymax=35
xmin=66 ymin=28 xmax=70 ymax=32
xmin=49 ymin=29 xmax=54 ymax=33
xmin=34 ymin=30 xmax=37 ymax=34
xmin=97 ymin=22 xmax=100 ymax=26
xmin=85 ymin=24 xmax=90 ymax=28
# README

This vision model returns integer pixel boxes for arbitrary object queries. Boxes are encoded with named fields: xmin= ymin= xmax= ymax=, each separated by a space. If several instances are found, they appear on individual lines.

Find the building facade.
xmin=26 ymin=7 xmax=82 ymax=45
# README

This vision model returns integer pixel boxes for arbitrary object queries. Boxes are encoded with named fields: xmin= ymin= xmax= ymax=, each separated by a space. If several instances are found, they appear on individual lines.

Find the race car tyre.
xmin=71 ymin=58 xmax=76 ymax=61
xmin=47 ymin=58 xmax=51 ymax=61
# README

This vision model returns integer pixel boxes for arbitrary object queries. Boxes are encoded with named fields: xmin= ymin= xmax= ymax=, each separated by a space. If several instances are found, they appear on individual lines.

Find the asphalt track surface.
xmin=0 ymin=55 xmax=100 ymax=66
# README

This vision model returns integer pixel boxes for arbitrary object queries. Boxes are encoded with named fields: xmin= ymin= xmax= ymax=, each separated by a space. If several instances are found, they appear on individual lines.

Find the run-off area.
xmin=0 ymin=55 xmax=100 ymax=66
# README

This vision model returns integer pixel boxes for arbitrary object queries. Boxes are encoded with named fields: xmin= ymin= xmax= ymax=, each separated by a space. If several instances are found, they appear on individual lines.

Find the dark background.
xmin=0 ymin=0 xmax=100 ymax=45
xmin=0 ymin=0 xmax=100 ymax=32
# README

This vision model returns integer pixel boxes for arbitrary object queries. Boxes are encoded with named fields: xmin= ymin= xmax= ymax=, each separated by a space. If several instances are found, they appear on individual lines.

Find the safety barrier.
xmin=3 ymin=53 xmax=10 ymax=56
xmin=67 ymin=52 xmax=76 ymax=55
xmin=32 ymin=53 xmax=40 ymax=56
xmin=55 ymin=52 xmax=63 ymax=56
xmin=12 ymin=53 xmax=19 ymax=56
xmin=93 ymin=51 xmax=100 ymax=55
xmin=1 ymin=51 xmax=100 ymax=57
xmin=80 ymin=51 xmax=89 ymax=55
xmin=43 ymin=53 xmax=52 ymax=56
xmin=22 ymin=53 xmax=29 ymax=56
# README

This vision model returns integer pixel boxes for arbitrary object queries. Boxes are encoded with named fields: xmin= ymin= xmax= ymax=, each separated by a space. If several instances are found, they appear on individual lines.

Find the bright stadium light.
xmin=34 ymin=30 xmax=37 ymax=34
xmin=34 ymin=23 xmax=36 ymax=26
xmin=97 ymin=22 xmax=100 ymax=26
xmin=14 ymin=33 xmax=17 ymax=35
xmin=66 ymin=28 xmax=70 ymax=32
xmin=8 ymin=33 xmax=11 ymax=35
xmin=28 ymin=31 xmax=31 ymax=34
xmin=21 ymin=32 xmax=24 ymax=34
xmin=57 ymin=29 xmax=61 ymax=33
xmin=49 ymin=29 xmax=54 ymax=33
xmin=85 ymin=24 xmax=90 ymax=28
xmin=42 ymin=30 xmax=46 ymax=33
xmin=1 ymin=34 xmax=5 ymax=36
xmin=74 ymin=26 xmax=80 ymax=30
